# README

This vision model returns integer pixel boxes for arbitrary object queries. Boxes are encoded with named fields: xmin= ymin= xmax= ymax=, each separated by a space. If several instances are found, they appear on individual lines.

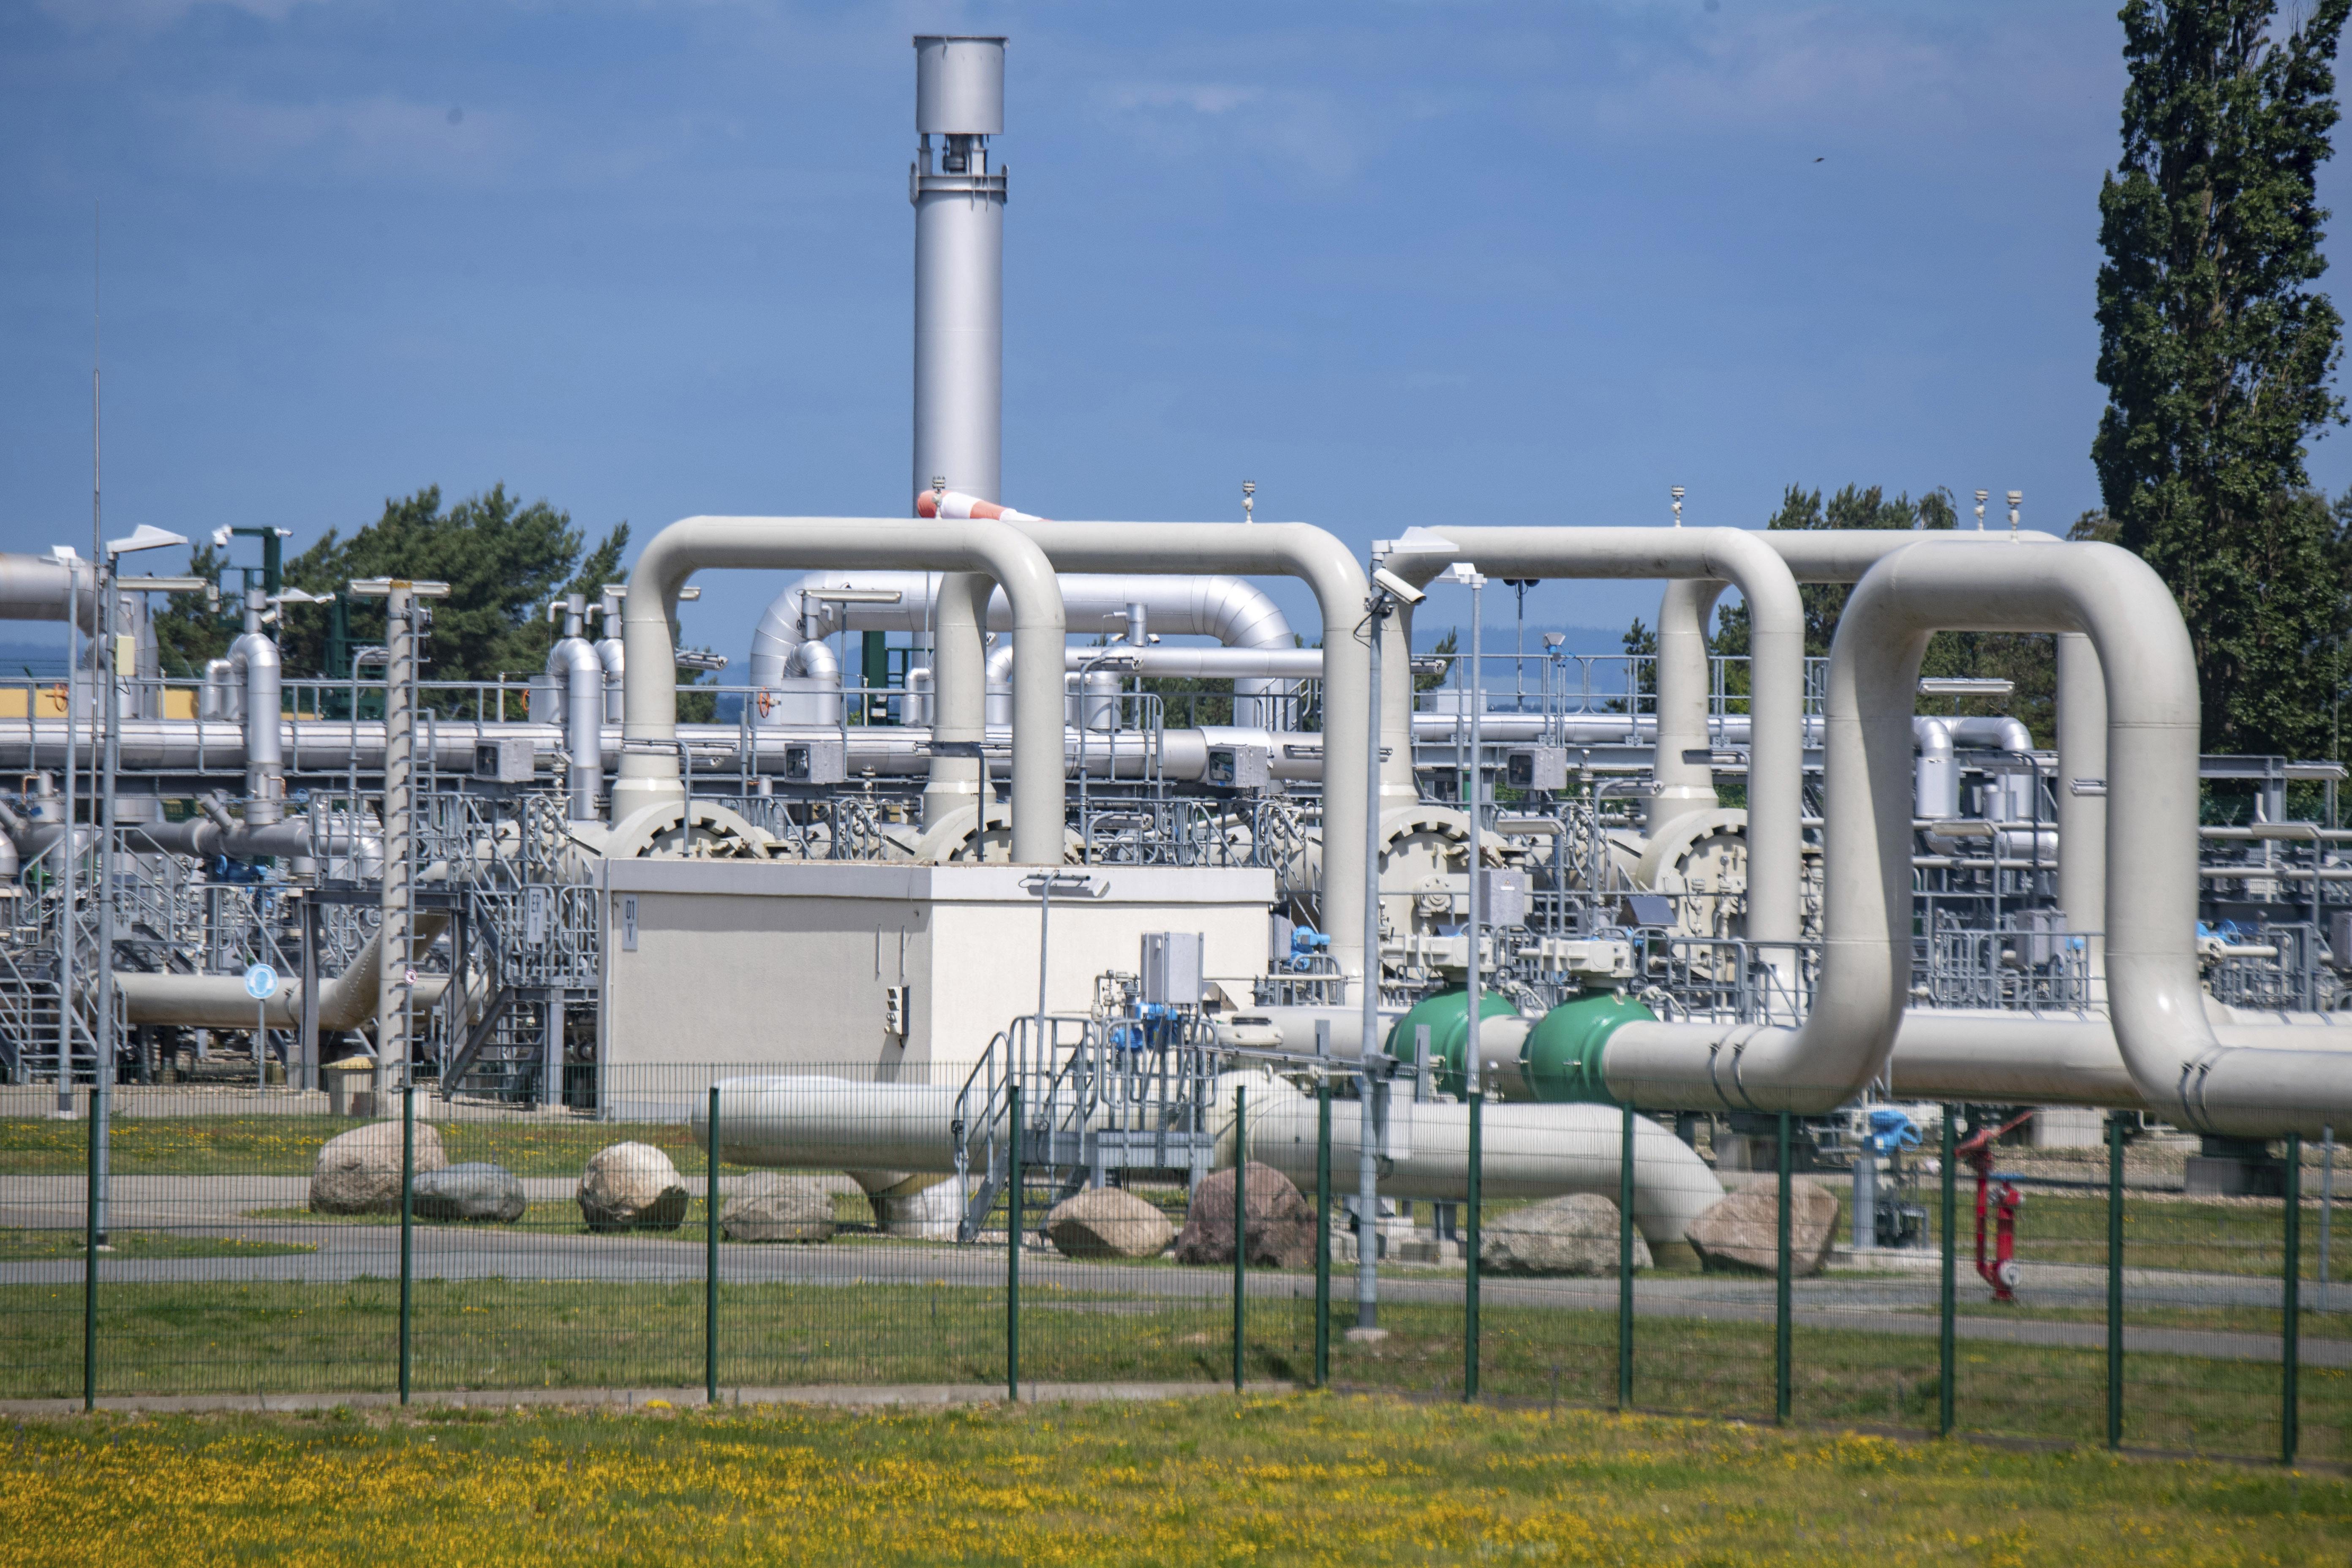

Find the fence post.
xmin=1939 ymin=1106 xmax=1956 ymax=1438
xmin=707 ymin=1084 xmax=721 ymax=1406
xmin=1775 ymin=1108 xmax=1791 ymax=1425
xmin=1007 ymin=1082 xmax=1022 ymax=1404
xmin=2284 ymin=1132 xmax=2302 ymax=1467
xmin=1315 ymin=1081 xmax=1331 ymax=1388
xmin=2107 ymin=1111 xmax=2125 ymax=1450
xmin=1465 ymin=1074 xmax=1481 ymax=1402
xmin=1616 ymin=1101 xmax=1634 ymax=1413
xmin=1233 ymin=1084 xmax=1247 ymax=1396
xmin=399 ymin=1084 xmax=414 ymax=1406
xmin=82 ymin=1083 xmax=97 ymax=1413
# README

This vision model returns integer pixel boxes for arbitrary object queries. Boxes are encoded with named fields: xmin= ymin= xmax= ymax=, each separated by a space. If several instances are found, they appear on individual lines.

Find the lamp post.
xmin=1356 ymin=531 xmax=1454 ymax=1334
xmin=1441 ymin=563 xmax=1487 ymax=1101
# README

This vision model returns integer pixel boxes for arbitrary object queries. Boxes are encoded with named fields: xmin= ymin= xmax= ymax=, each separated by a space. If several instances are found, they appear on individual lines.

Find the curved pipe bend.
xmin=1004 ymin=518 xmax=1373 ymax=998
xmin=1387 ymin=527 xmax=1806 ymax=949
xmin=615 ymin=516 xmax=1067 ymax=865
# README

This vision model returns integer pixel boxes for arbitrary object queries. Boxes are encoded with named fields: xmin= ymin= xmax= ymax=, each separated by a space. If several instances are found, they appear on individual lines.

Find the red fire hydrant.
xmin=1956 ymin=1111 xmax=2034 ymax=1301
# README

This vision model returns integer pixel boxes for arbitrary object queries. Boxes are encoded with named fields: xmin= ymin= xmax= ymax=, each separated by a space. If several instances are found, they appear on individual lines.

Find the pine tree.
xmin=2093 ymin=0 xmax=2352 ymax=758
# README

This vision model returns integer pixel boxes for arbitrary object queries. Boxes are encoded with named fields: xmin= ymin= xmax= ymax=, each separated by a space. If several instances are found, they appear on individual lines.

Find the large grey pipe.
xmin=225 ymin=594 xmax=284 ymax=825
xmin=1007 ymin=519 xmax=1373 ymax=999
xmin=1388 ymin=528 xmax=1805 ymax=949
xmin=1839 ymin=540 xmax=2352 ymax=1136
xmin=116 ymin=913 xmax=453 ymax=1032
xmin=0 ymin=553 xmax=98 ymax=632
xmin=545 ymin=598 xmax=604 ymax=822
xmin=615 ymin=516 xmax=1067 ymax=864
xmin=1649 ymin=577 xmax=1726 ymax=827
xmin=911 ymin=35 xmax=1006 ymax=842
xmin=751 ymin=570 xmax=1300 ymax=727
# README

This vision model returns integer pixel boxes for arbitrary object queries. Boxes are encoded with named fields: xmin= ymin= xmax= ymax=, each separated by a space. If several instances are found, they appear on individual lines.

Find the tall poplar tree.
xmin=2092 ymin=0 xmax=2352 ymax=758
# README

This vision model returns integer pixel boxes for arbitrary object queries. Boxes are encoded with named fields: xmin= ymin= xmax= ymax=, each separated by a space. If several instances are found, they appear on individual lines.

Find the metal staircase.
xmin=950 ymin=1008 xmax=1220 ymax=1243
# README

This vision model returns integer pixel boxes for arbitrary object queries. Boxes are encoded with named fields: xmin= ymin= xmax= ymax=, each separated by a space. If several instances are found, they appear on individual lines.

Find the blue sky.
xmin=5 ymin=0 xmax=2348 ymax=667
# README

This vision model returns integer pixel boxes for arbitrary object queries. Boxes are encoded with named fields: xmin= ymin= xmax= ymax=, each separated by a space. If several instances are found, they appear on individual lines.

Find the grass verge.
xmin=3 ymin=1394 xmax=2347 ymax=1566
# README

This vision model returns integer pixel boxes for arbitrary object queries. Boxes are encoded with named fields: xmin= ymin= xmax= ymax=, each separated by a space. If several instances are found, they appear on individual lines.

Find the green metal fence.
xmin=1 ymin=1075 xmax=2344 ymax=1467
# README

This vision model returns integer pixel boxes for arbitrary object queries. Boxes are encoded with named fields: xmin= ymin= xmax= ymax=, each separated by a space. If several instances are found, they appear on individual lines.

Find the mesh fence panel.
xmin=5 ymin=1076 xmax=2348 ymax=1468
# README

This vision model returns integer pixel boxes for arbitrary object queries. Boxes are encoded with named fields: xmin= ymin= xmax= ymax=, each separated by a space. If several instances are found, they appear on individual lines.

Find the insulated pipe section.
xmin=1218 ymin=1072 xmax=1722 ymax=1244
xmin=689 ymin=1070 xmax=1724 ymax=1246
xmin=1596 ymin=541 xmax=1955 ymax=1112
xmin=615 ymin=515 xmax=1068 ymax=864
xmin=226 ymin=592 xmax=285 ymax=825
xmin=2055 ymin=632 xmax=2107 ymax=966
xmin=0 ymin=553 xmax=98 ymax=632
xmin=923 ymin=571 xmax=992 ymax=828
xmin=545 ymin=595 xmax=604 ymax=822
xmin=1007 ymin=518 xmax=1374 ymax=1000
xmin=1388 ymin=528 xmax=1806 ymax=950
xmin=115 ymin=913 xmax=454 ymax=1032
xmin=1849 ymin=540 xmax=2352 ymax=1136
xmin=751 ymin=567 xmax=1301 ymax=726
xmin=1649 ymin=578 xmax=1726 ymax=827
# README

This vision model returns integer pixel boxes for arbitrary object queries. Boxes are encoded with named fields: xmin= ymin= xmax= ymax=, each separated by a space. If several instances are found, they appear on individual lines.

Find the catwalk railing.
xmin=0 ymin=1070 xmax=2345 ymax=1468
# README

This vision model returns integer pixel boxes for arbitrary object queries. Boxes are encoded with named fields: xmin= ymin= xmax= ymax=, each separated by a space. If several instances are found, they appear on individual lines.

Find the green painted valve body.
xmin=1386 ymin=988 xmax=1655 ymax=1105
xmin=1519 ymin=991 xmax=1653 ymax=1105
xmin=1383 ymin=989 xmax=1518 ymax=1101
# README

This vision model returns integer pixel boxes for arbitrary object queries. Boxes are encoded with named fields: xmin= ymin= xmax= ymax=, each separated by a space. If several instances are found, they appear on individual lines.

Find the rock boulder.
xmin=309 ymin=1120 xmax=447 ymax=1215
xmin=1687 ymin=1183 xmax=1840 ymax=1276
xmin=1045 ymin=1186 xmax=1175 ymax=1259
xmin=577 ymin=1142 xmax=689 ymax=1233
xmin=1478 ymin=1194 xmax=1650 ymax=1276
xmin=1173 ymin=1162 xmax=1316 ymax=1269
xmin=410 ymin=1162 xmax=527 ymax=1224
xmin=719 ymin=1176 xmax=836 ymax=1243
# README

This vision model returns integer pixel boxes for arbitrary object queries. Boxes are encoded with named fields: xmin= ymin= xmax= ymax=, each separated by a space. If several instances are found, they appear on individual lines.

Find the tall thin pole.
xmin=1939 ymin=1108 xmax=1957 ymax=1438
xmin=1465 ymin=574 xmax=1482 ymax=1098
xmin=1775 ymin=1108 xmax=1792 ymax=1424
xmin=706 ymin=1084 xmax=721 ymax=1405
xmin=1007 ymin=1082 xmax=1023 ymax=1403
xmin=2284 ymin=1132 xmax=2302 ymax=1467
xmin=1313 ymin=1081 xmax=1331 ymax=1387
xmin=57 ymin=566 xmax=76 ymax=1114
xmin=1465 ymin=1070 xmax=1481 ymax=1402
xmin=1616 ymin=1100 xmax=1635 ymax=1412
xmin=1357 ymin=596 xmax=1388 ymax=1333
xmin=1232 ymin=1085 xmax=1247 ymax=1395
xmin=2107 ymin=1112 xmax=2126 ymax=1449
xmin=92 ymin=561 xmax=114 ymax=1247
xmin=81 ymin=1069 xmax=98 ymax=1412
xmin=378 ymin=588 xmax=416 ymax=1105
xmin=398 ymin=1084 xmax=415 ymax=1405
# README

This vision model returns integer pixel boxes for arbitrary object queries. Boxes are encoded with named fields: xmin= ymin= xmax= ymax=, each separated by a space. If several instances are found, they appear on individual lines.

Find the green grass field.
xmin=2 ymin=1395 xmax=2344 ymax=1566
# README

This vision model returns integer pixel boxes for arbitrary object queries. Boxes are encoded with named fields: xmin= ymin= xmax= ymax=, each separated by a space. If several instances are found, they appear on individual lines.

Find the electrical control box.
xmin=1205 ymin=744 xmax=1270 ymax=791
xmin=1140 ymin=931 xmax=1205 ymax=1007
xmin=474 ymin=739 xmax=536 ymax=784
xmin=1478 ymin=869 xmax=1531 ymax=928
xmin=1505 ymin=747 xmax=1568 ymax=792
xmin=781 ymin=738 xmax=847 ymax=785
xmin=884 ymin=984 xmax=909 ymax=1037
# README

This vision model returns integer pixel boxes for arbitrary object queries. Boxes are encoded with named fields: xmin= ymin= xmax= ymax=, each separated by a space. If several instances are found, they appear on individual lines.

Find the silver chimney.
xmin=911 ymin=35 xmax=1006 ymax=505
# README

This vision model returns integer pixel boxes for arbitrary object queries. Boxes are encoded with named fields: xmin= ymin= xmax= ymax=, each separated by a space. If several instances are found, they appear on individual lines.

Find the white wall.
xmin=598 ymin=859 xmax=1275 ymax=1085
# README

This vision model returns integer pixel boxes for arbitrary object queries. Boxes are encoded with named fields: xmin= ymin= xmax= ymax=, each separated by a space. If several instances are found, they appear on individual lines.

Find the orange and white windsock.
xmin=914 ymin=489 xmax=1047 ymax=523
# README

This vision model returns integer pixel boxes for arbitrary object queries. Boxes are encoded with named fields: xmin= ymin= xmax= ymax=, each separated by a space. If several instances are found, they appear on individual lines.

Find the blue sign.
xmin=243 ymin=963 xmax=278 ymax=1001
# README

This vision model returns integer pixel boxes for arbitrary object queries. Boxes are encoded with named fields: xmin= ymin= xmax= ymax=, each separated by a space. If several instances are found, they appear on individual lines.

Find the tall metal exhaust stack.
xmin=912 ymin=35 xmax=1007 ymax=832
xmin=912 ymin=35 xmax=1006 ymax=506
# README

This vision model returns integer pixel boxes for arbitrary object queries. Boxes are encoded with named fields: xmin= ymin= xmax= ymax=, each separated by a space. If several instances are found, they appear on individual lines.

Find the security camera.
xmin=1371 ymin=566 xmax=1426 ymax=607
